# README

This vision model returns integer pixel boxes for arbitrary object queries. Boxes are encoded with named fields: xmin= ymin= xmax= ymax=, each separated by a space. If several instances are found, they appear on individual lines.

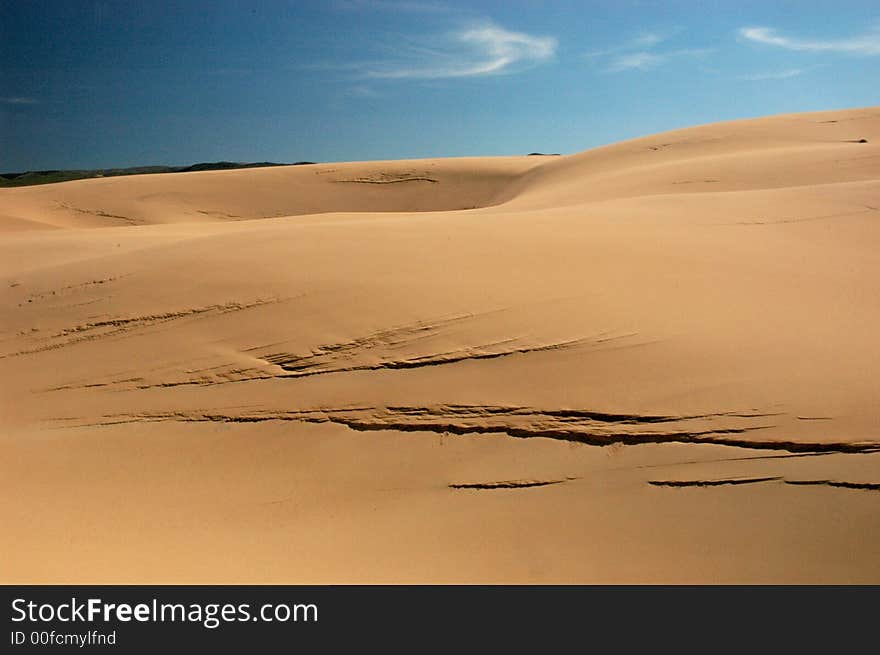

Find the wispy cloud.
xmin=363 ymin=20 xmax=557 ymax=79
xmin=739 ymin=26 xmax=880 ymax=55
xmin=587 ymin=29 xmax=711 ymax=73
xmin=737 ymin=68 xmax=805 ymax=81
xmin=585 ymin=30 xmax=676 ymax=58
xmin=606 ymin=48 xmax=713 ymax=72
xmin=1 ymin=96 xmax=37 ymax=105
xmin=631 ymin=34 xmax=662 ymax=49
xmin=607 ymin=52 xmax=663 ymax=72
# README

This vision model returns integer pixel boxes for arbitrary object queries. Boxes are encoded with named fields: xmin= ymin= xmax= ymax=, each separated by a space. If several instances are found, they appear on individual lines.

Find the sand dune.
xmin=0 ymin=157 xmax=542 ymax=230
xmin=2 ymin=107 xmax=879 ymax=583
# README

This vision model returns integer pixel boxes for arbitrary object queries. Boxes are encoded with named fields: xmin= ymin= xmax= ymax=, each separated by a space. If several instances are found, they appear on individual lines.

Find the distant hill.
xmin=0 ymin=161 xmax=317 ymax=188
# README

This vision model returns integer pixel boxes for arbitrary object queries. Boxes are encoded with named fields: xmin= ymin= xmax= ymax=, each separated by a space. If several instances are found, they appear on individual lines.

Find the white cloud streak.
xmin=607 ymin=48 xmax=713 ymax=72
xmin=630 ymin=31 xmax=673 ymax=49
xmin=607 ymin=52 xmax=663 ymax=71
xmin=737 ymin=68 xmax=805 ymax=81
xmin=364 ymin=20 xmax=557 ymax=79
xmin=739 ymin=26 xmax=880 ymax=55
xmin=584 ymin=30 xmax=673 ymax=59
xmin=586 ymin=29 xmax=711 ymax=73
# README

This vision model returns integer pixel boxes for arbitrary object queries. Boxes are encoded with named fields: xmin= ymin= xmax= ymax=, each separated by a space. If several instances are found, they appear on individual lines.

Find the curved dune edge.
xmin=1 ymin=107 xmax=879 ymax=583
xmin=0 ymin=156 xmax=544 ymax=230
xmin=2 ymin=106 xmax=878 ymax=231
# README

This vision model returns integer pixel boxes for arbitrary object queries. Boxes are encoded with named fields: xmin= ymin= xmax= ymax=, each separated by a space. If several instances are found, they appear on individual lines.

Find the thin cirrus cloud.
xmin=630 ymin=32 xmax=667 ymax=49
xmin=737 ymin=68 xmax=805 ymax=81
xmin=363 ymin=20 xmax=557 ymax=80
xmin=739 ymin=26 xmax=880 ymax=55
xmin=586 ymin=29 xmax=712 ymax=72
xmin=584 ymin=29 xmax=674 ymax=59
xmin=606 ymin=52 xmax=663 ymax=72
xmin=606 ymin=48 xmax=713 ymax=72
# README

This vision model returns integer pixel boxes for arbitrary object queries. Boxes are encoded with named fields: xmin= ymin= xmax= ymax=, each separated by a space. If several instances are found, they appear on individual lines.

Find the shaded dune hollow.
xmin=2 ymin=106 xmax=880 ymax=584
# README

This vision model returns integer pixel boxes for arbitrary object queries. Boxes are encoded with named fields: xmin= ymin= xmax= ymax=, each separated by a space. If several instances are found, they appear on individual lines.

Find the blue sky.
xmin=2 ymin=0 xmax=879 ymax=170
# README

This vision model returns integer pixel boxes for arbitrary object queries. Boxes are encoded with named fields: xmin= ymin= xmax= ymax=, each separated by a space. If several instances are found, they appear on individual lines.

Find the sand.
xmin=1 ymin=107 xmax=879 ymax=583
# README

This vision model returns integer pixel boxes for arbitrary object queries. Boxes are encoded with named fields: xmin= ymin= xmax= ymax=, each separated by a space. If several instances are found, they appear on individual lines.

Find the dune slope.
xmin=0 ymin=157 xmax=542 ymax=230
xmin=2 ymin=107 xmax=879 ymax=583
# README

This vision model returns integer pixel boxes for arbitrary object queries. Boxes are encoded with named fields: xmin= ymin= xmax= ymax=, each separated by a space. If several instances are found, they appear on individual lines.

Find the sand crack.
xmin=54 ymin=403 xmax=880 ymax=455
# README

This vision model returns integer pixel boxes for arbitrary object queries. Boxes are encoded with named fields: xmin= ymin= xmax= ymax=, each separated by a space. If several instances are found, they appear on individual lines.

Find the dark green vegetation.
xmin=0 ymin=161 xmax=317 ymax=188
